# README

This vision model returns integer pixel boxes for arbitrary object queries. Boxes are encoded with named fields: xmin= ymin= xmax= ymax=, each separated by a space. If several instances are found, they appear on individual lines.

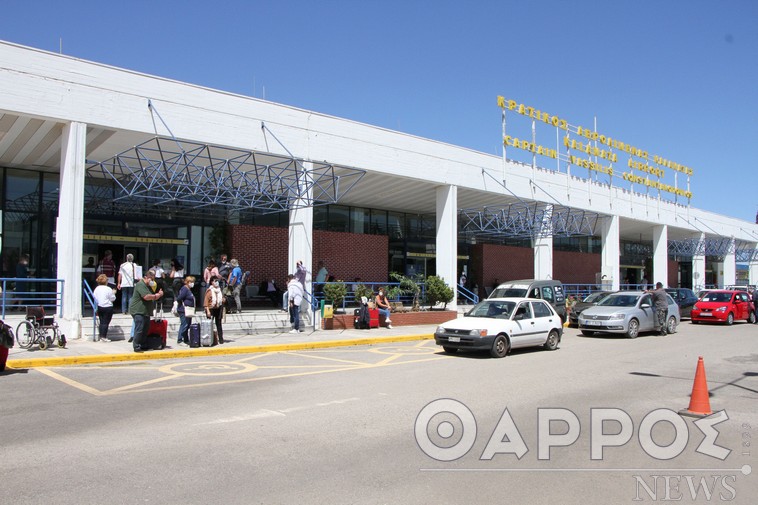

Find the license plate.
xmin=584 ymin=320 xmax=602 ymax=326
xmin=448 ymin=336 xmax=460 ymax=343
xmin=700 ymin=313 xmax=712 ymax=316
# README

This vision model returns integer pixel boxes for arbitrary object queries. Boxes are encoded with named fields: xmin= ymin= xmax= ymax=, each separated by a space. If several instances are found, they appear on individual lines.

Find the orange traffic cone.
xmin=679 ymin=356 xmax=713 ymax=417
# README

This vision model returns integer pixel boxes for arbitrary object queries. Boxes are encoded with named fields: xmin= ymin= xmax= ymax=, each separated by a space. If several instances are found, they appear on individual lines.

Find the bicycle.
xmin=15 ymin=306 xmax=66 ymax=350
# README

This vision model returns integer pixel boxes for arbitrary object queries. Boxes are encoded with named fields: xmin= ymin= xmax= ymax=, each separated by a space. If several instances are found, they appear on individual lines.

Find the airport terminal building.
xmin=1 ymin=40 xmax=757 ymax=337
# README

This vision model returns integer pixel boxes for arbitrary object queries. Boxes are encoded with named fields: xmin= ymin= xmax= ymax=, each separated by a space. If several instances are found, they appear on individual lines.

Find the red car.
xmin=691 ymin=290 xmax=756 ymax=325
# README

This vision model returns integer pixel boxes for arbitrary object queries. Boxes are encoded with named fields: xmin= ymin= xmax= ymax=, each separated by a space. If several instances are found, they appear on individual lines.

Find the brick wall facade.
xmin=553 ymin=250 xmax=601 ymax=284
xmin=471 ymin=243 xmax=534 ymax=296
xmin=227 ymin=225 xmax=388 ymax=286
xmin=228 ymin=225 xmax=683 ymax=291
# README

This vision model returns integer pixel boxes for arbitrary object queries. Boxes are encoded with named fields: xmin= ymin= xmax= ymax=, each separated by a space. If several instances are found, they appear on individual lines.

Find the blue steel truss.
xmin=667 ymin=237 xmax=737 ymax=259
xmin=85 ymin=136 xmax=365 ymax=216
xmin=459 ymin=203 xmax=602 ymax=239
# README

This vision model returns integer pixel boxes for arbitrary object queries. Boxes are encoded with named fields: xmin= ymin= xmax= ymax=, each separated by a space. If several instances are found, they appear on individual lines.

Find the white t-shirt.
xmin=93 ymin=285 xmax=116 ymax=308
xmin=119 ymin=261 xmax=136 ymax=287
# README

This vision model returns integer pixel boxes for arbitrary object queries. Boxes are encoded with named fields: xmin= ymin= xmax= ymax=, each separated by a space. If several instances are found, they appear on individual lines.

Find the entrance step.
xmin=79 ymin=309 xmax=294 ymax=340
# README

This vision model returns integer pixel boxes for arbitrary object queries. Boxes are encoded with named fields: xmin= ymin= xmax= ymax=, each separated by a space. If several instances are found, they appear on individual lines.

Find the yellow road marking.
xmin=33 ymin=342 xmax=449 ymax=397
xmin=35 ymin=368 xmax=105 ymax=396
xmin=282 ymin=351 xmax=371 ymax=366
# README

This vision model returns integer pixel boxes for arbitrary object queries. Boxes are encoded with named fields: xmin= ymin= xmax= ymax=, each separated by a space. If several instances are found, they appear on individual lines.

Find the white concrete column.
xmin=722 ymin=238 xmax=736 ymax=287
xmin=533 ymin=205 xmax=553 ymax=280
xmin=289 ymin=162 xmax=314 ymax=328
xmin=600 ymin=215 xmax=620 ymax=290
xmin=436 ymin=185 xmax=457 ymax=309
xmin=56 ymin=121 xmax=87 ymax=339
xmin=652 ymin=225 xmax=668 ymax=287
xmin=749 ymin=244 xmax=758 ymax=286
xmin=692 ymin=233 xmax=706 ymax=290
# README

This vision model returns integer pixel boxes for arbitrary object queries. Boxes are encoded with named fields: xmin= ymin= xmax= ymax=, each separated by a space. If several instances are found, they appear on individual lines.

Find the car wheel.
xmin=490 ymin=335 xmax=510 ymax=358
xmin=749 ymin=312 xmax=756 ymax=324
xmin=627 ymin=318 xmax=640 ymax=338
xmin=442 ymin=346 xmax=458 ymax=354
xmin=543 ymin=330 xmax=560 ymax=351
xmin=581 ymin=330 xmax=595 ymax=337
xmin=726 ymin=313 xmax=734 ymax=326
xmin=667 ymin=316 xmax=677 ymax=334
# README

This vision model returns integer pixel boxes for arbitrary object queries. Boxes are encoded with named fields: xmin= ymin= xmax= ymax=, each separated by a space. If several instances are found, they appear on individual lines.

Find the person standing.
xmin=648 ymin=282 xmax=669 ymax=336
xmin=202 ymin=259 xmax=219 ymax=308
xmin=149 ymin=259 xmax=166 ymax=299
xmin=227 ymin=259 xmax=243 ymax=313
xmin=175 ymin=276 xmax=196 ymax=345
xmin=752 ymin=287 xmax=758 ymax=324
xmin=375 ymin=288 xmax=392 ymax=329
xmin=287 ymin=275 xmax=304 ymax=333
xmin=315 ymin=261 xmax=328 ymax=283
xmin=217 ymin=254 xmax=231 ymax=289
xmin=129 ymin=270 xmax=164 ymax=352
xmin=169 ymin=258 xmax=185 ymax=299
xmin=98 ymin=250 xmax=117 ymax=287
xmin=93 ymin=274 xmax=116 ymax=342
xmin=204 ymin=277 xmax=225 ymax=344
xmin=117 ymin=253 xmax=138 ymax=314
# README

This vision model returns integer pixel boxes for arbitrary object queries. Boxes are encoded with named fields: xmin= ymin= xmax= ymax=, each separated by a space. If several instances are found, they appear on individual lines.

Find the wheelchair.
xmin=15 ymin=306 xmax=66 ymax=350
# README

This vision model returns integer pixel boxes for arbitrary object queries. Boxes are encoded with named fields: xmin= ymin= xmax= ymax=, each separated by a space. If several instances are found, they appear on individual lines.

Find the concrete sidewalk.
xmin=5 ymin=324 xmax=439 ymax=368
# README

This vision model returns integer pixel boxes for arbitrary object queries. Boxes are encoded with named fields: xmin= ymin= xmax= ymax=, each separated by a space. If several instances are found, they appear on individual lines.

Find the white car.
xmin=434 ymin=297 xmax=563 ymax=358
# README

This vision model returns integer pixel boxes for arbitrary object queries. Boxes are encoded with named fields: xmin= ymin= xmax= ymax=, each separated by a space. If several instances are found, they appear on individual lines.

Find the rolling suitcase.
xmin=189 ymin=323 xmax=201 ymax=348
xmin=0 ymin=346 xmax=8 ymax=372
xmin=145 ymin=319 xmax=168 ymax=350
xmin=369 ymin=308 xmax=380 ymax=329
xmin=198 ymin=315 xmax=216 ymax=347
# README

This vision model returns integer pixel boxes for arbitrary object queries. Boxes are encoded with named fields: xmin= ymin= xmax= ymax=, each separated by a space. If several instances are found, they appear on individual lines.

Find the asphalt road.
xmin=1 ymin=322 xmax=756 ymax=505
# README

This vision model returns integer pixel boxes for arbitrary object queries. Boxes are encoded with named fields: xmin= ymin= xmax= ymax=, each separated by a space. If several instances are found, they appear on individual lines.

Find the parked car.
xmin=488 ymin=279 xmax=566 ymax=323
xmin=690 ymin=290 xmax=756 ymax=325
xmin=578 ymin=291 xmax=680 ymax=338
xmin=434 ymin=298 xmax=563 ymax=358
xmin=664 ymin=288 xmax=699 ymax=319
xmin=568 ymin=291 xmax=615 ymax=327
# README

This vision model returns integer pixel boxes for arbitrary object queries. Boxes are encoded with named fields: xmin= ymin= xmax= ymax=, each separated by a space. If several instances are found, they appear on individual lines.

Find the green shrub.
xmin=354 ymin=284 xmax=375 ymax=306
xmin=424 ymin=275 xmax=454 ymax=309
xmin=323 ymin=281 xmax=347 ymax=309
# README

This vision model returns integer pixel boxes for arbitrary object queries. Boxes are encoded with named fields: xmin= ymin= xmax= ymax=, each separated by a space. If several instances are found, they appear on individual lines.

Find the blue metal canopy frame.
xmin=459 ymin=203 xmax=602 ymax=239
xmin=85 ymin=136 xmax=365 ymax=216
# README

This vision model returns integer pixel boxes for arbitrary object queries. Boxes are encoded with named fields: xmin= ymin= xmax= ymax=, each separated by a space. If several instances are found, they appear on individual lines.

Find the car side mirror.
xmin=640 ymin=303 xmax=651 ymax=309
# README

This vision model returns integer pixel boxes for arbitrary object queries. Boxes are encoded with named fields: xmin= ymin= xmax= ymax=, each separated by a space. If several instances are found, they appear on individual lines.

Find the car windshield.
xmin=468 ymin=300 xmax=516 ymax=318
xmin=702 ymin=292 xmax=732 ymax=303
xmin=490 ymin=287 xmax=527 ymax=298
xmin=597 ymin=294 xmax=640 ymax=307
xmin=583 ymin=292 xmax=610 ymax=303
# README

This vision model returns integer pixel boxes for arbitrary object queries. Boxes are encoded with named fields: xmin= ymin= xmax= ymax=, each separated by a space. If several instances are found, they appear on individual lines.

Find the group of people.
xmin=92 ymin=253 xmax=243 ymax=352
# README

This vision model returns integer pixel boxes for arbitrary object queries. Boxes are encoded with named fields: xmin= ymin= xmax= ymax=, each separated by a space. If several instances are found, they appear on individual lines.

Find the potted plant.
xmin=323 ymin=280 xmax=348 ymax=313
xmin=424 ymin=275 xmax=454 ymax=310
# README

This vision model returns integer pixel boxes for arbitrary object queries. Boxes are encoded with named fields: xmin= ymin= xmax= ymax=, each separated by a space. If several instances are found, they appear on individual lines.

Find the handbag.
xmin=184 ymin=304 xmax=196 ymax=317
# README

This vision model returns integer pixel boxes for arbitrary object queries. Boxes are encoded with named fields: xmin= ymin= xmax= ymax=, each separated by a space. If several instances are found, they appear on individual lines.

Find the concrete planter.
xmin=322 ymin=309 xmax=457 ymax=330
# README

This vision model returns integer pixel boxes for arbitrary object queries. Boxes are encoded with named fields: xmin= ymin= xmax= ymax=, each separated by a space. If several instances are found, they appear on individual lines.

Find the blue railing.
xmin=82 ymin=280 xmax=98 ymax=339
xmin=457 ymin=285 xmax=479 ymax=305
xmin=0 ymin=277 xmax=65 ymax=319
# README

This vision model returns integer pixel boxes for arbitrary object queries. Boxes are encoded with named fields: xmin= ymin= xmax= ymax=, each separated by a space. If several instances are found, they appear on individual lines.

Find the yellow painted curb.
xmin=6 ymin=334 xmax=435 ymax=368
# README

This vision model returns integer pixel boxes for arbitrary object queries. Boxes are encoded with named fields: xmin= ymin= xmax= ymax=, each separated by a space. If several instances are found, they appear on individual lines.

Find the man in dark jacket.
xmin=649 ymin=282 xmax=669 ymax=336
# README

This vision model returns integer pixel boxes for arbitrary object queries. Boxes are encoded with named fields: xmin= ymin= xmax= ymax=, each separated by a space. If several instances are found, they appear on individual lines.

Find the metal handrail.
xmin=457 ymin=285 xmax=479 ymax=305
xmin=82 ymin=280 xmax=98 ymax=340
xmin=0 ymin=277 xmax=65 ymax=319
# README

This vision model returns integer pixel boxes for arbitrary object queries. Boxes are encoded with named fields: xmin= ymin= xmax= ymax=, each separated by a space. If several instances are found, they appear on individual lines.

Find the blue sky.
xmin=3 ymin=0 xmax=757 ymax=222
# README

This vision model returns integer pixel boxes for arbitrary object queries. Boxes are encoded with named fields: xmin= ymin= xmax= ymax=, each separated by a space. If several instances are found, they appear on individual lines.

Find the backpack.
xmin=240 ymin=271 xmax=250 ymax=286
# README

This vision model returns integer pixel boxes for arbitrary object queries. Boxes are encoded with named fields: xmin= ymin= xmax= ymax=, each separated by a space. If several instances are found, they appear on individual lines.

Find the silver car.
xmin=578 ymin=291 xmax=680 ymax=338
